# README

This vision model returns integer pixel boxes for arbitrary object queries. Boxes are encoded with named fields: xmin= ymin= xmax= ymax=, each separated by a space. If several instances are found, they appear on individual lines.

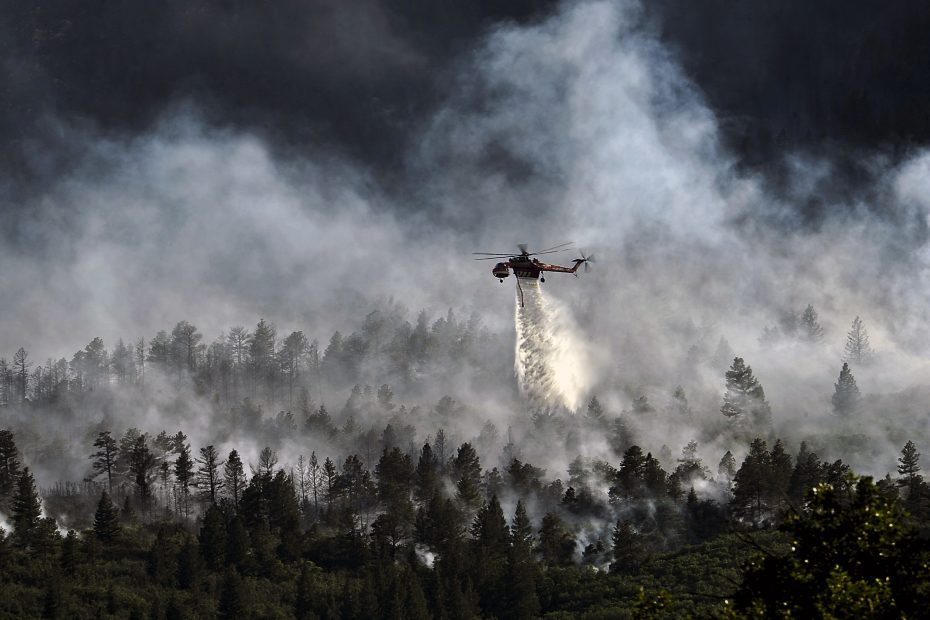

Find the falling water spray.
xmin=514 ymin=277 xmax=589 ymax=415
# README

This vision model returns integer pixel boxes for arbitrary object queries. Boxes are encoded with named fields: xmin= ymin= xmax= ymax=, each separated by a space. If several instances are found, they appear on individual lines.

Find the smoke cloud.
xmin=1 ymin=0 xmax=930 ymax=485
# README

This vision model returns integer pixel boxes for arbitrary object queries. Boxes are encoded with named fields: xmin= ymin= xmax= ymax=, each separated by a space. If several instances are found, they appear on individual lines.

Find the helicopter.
xmin=473 ymin=242 xmax=593 ymax=306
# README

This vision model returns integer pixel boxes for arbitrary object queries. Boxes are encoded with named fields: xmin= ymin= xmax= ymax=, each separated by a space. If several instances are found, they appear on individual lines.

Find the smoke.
xmin=514 ymin=278 xmax=591 ymax=414
xmin=2 ymin=0 xmax=930 ymax=489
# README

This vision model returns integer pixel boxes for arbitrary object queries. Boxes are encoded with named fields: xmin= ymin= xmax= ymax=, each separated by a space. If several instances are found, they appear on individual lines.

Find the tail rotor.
xmin=575 ymin=250 xmax=595 ymax=275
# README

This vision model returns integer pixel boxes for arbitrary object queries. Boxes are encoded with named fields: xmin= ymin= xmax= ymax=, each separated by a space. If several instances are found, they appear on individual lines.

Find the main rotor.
xmin=472 ymin=241 xmax=575 ymax=260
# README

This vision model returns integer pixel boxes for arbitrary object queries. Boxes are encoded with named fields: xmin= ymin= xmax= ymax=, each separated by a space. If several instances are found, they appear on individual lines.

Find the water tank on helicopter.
xmin=492 ymin=262 xmax=510 ymax=279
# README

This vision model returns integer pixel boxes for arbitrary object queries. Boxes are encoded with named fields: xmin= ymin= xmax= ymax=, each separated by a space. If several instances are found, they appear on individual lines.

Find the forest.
xmin=0 ymin=304 xmax=927 ymax=619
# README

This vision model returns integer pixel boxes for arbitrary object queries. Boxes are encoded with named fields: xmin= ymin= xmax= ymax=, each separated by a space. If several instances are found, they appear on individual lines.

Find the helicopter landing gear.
xmin=500 ymin=279 xmax=504 ymax=283
xmin=540 ymin=276 xmax=545 ymax=283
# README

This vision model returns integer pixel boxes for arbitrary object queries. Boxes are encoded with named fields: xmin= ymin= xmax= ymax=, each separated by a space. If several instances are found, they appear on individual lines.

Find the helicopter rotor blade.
xmin=472 ymin=252 xmax=515 ymax=256
xmin=536 ymin=241 xmax=575 ymax=254
xmin=474 ymin=256 xmax=509 ymax=260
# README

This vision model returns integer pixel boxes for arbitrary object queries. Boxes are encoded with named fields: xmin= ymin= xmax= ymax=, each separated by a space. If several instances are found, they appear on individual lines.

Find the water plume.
xmin=514 ymin=278 xmax=589 ymax=414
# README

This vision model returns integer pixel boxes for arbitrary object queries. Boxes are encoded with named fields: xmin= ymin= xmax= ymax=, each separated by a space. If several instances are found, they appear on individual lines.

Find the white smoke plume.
xmin=514 ymin=278 xmax=591 ymax=414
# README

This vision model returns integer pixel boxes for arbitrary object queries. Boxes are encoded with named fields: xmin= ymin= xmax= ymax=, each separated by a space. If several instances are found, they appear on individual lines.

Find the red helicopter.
xmin=473 ymin=243 xmax=593 ymax=306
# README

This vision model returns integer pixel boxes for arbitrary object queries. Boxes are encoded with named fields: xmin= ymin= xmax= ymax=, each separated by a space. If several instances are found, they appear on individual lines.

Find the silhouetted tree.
xmin=93 ymin=491 xmax=121 ymax=543
xmin=538 ymin=512 xmax=574 ymax=566
xmin=732 ymin=439 xmax=771 ymax=526
xmin=611 ymin=519 xmax=645 ymax=574
xmin=832 ymin=362 xmax=862 ymax=417
xmin=799 ymin=304 xmax=825 ymax=344
xmin=0 ymin=430 xmax=21 ymax=504
xmin=174 ymin=443 xmax=194 ymax=518
xmin=844 ymin=315 xmax=873 ymax=365
xmin=196 ymin=445 xmax=224 ymax=505
xmin=720 ymin=357 xmax=771 ymax=429
xmin=12 ymin=468 xmax=42 ymax=548
xmin=224 ymin=450 xmax=246 ymax=505
xmin=91 ymin=431 xmax=119 ymax=492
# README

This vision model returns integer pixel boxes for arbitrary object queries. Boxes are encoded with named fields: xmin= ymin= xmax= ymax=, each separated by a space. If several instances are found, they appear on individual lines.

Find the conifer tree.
xmin=91 ymin=431 xmax=119 ymax=492
xmin=844 ymin=315 xmax=873 ymax=365
xmin=128 ymin=434 xmax=156 ymax=514
xmin=507 ymin=499 xmax=540 ymax=619
xmin=12 ymin=468 xmax=42 ymax=548
xmin=61 ymin=530 xmax=78 ymax=576
xmin=0 ymin=429 xmax=21 ymax=503
xmin=414 ymin=443 xmax=439 ymax=502
xmin=718 ymin=450 xmax=737 ymax=482
xmin=832 ymin=362 xmax=862 ymax=417
xmin=452 ymin=443 xmax=482 ymax=512
xmin=896 ymin=441 xmax=925 ymax=516
xmin=538 ymin=512 xmax=574 ymax=566
xmin=223 ymin=450 xmax=246 ymax=505
xmin=732 ymin=439 xmax=771 ymax=525
xmin=585 ymin=396 xmax=605 ymax=421
xmin=897 ymin=441 xmax=922 ymax=484
xmin=788 ymin=442 xmax=823 ymax=507
xmin=799 ymin=304 xmax=825 ymax=343
xmin=720 ymin=357 xmax=772 ymax=429
xmin=768 ymin=439 xmax=794 ymax=508
xmin=610 ymin=520 xmax=645 ymax=574
xmin=93 ymin=491 xmax=121 ymax=543
xmin=196 ymin=445 xmax=224 ymax=504
xmin=174 ymin=444 xmax=194 ymax=518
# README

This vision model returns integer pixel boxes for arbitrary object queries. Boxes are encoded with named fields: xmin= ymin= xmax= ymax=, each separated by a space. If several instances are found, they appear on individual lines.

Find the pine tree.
xmin=174 ymin=444 xmax=194 ymax=518
xmin=196 ymin=445 xmax=224 ymax=504
xmin=61 ymin=530 xmax=78 ymax=576
xmin=12 ymin=348 xmax=29 ymax=403
xmin=0 ymin=429 xmax=21 ymax=504
xmin=128 ymin=434 xmax=156 ymax=514
xmin=767 ymin=439 xmax=794 ymax=509
xmin=12 ymin=468 xmax=42 ymax=548
xmin=718 ymin=450 xmax=737 ymax=482
xmin=91 ymin=431 xmax=119 ymax=492
xmin=832 ymin=362 xmax=862 ymax=417
xmin=414 ymin=443 xmax=439 ymax=502
xmin=93 ymin=491 xmax=121 ymax=543
xmin=610 ymin=520 xmax=645 ymax=574
xmin=720 ymin=357 xmax=772 ymax=429
xmin=896 ymin=440 xmax=925 ymax=516
xmin=537 ymin=513 xmax=574 ymax=566
xmin=585 ymin=396 xmax=605 ymax=422
xmin=898 ymin=441 xmax=922 ymax=483
xmin=452 ymin=443 xmax=482 ymax=512
xmin=788 ymin=442 xmax=823 ymax=507
xmin=844 ymin=316 xmax=873 ymax=365
xmin=732 ymin=439 xmax=771 ymax=526
xmin=223 ymin=450 xmax=246 ymax=505
xmin=508 ymin=500 xmax=540 ymax=619
xmin=799 ymin=304 xmax=825 ymax=344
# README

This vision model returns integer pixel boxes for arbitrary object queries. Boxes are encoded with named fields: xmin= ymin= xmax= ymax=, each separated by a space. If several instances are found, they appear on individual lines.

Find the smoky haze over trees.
xmin=0 ymin=308 xmax=928 ymax=615
xmin=2 ymin=0 xmax=930 ymax=616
